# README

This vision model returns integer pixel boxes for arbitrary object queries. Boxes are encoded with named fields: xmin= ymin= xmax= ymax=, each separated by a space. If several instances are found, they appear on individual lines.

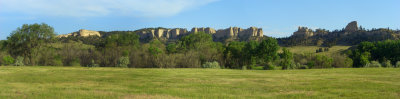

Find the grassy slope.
xmin=284 ymin=46 xmax=351 ymax=56
xmin=0 ymin=66 xmax=399 ymax=99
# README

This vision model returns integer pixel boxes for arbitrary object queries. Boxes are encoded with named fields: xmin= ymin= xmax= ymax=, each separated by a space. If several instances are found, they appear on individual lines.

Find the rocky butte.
xmin=292 ymin=21 xmax=359 ymax=38
xmin=58 ymin=27 xmax=265 ymax=41
xmin=134 ymin=27 xmax=264 ymax=41
xmin=345 ymin=21 xmax=359 ymax=32
xmin=293 ymin=27 xmax=314 ymax=37
xmin=57 ymin=29 xmax=101 ymax=38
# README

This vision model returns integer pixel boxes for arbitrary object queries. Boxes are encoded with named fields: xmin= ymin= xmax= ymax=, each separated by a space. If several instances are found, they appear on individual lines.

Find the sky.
xmin=0 ymin=0 xmax=399 ymax=40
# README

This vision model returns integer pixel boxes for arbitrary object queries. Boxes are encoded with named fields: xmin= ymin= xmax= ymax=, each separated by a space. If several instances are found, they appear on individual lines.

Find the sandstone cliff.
xmin=345 ymin=21 xmax=358 ymax=32
xmin=57 ymin=29 xmax=101 ymax=38
xmin=135 ymin=27 xmax=264 ymax=41
xmin=57 ymin=27 xmax=264 ymax=42
xmin=293 ymin=27 xmax=314 ymax=37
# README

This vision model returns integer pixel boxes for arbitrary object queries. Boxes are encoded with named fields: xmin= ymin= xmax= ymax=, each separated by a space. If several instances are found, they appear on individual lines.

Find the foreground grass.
xmin=0 ymin=67 xmax=399 ymax=99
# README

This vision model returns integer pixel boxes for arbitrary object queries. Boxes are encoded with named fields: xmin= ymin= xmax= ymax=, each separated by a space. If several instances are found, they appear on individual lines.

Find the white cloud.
xmin=0 ymin=0 xmax=218 ymax=17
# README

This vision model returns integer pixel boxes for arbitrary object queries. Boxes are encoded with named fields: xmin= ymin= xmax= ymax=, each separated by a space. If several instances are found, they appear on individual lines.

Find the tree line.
xmin=1 ymin=23 xmax=399 ymax=69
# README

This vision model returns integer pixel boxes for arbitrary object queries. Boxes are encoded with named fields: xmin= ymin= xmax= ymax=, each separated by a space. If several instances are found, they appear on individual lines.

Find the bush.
xmin=201 ymin=61 xmax=220 ymax=69
xmin=70 ymin=59 xmax=81 ymax=67
xmin=314 ymin=55 xmax=333 ymax=68
xmin=241 ymin=66 xmax=247 ymax=70
xmin=2 ymin=55 xmax=14 ymax=66
xmin=307 ymin=61 xmax=315 ymax=69
xmin=263 ymin=63 xmax=276 ymax=70
xmin=294 ymin=62 xmax=309 ymax=69
xmin=396 ymin=61 xmax=400 ymax=68
xmin=53 ymin=58 xmax=63 ymax=66
xmin=382 ymin=60 xmax=392 ymax=68
xmin=365 ymin=61 xmax=381 ymax=68
xmin=14 ymin=56 xmax=24 ymax=66
xmin=117 ymin=56 xmax=130 ymax=68
xmin=282 ymin=61 xmax=296 ymax=70
xmin=332 ymin=54 xmax=353 ymax=68
xmin=87 ymin=60 xmax=99 ymax=67
xmin=298 ymin=65 xmax=309 ymax=69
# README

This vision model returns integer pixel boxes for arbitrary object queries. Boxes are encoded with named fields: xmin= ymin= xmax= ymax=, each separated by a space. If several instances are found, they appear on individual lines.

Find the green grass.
xmin=284 ymin=46 xmax=351 ymax=56
xmin=0 ymin=66 xmax=399 ymax=99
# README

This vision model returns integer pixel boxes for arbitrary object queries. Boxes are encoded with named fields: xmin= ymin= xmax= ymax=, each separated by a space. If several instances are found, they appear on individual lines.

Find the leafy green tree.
xmin=280 ymin=48 xmax=294 ymax=70
xmin=166 ymin=43 xmax=177 ymax=54
xmin=6 ymin=23 xmax=56 ymax=65
xmin=243 ymin=41 xmax=259 ymax=67
xmin=314 ymin=55 xmax=333 ymax=68
xmin=257 ymin=37 xmax=280 ymax=64
xmin=148 ymin=46 xmax=163 ymax=57
xmin=177 ymin=32 xmax=222 ymax=67
xmin=224 ymin=41 xmax=246 ymax=68
xmin=178 ymin=32 xmax=213 ymax=51
xmin=104 ymin=32 xmax=140 ymax=47
xmin=2 ymin=55 xmax=14 ymax=66
xmin=359 ymin=52 xmax=371 ymax=67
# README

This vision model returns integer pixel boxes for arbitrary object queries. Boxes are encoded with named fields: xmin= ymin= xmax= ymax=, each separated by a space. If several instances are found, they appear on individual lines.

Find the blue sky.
xmin=0 ymin=0 xmax=399 ymax=39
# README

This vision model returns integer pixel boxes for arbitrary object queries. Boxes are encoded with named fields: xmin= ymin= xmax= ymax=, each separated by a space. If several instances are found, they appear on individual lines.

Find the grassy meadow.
xmin=284 ymin=46 xmax=351 ymax=56
xmin=0 ymin=66 xmax=399 ymax=98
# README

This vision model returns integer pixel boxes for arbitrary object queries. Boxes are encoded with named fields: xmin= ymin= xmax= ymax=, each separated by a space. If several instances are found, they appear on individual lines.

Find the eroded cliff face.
xmin=57 ymin=29 xmax=101 ymax=38
xmin=293 ymin=27 xmax=314 ymax=37
xmin=57 ymin=27 xmax=264 ymax=42
xmin=135 ymin=27 xmax=264 ymax=41
xmin=345 ymin=21 xmax=359 ymax=32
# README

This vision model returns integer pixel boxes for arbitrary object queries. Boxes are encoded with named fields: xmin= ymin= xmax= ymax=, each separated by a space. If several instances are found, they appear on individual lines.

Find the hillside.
xmin=284 ymin=46 xmax=351 ymax=56
xmin=278 ymin=21 xmax=400 ymax=46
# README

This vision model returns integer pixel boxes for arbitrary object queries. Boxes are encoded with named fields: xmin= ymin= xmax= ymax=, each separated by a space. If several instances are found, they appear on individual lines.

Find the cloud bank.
xmin=0 ymin=0 xmax=218 ymax=17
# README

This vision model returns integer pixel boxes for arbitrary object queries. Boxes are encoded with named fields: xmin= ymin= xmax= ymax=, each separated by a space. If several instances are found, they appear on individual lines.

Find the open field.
xmin=284 ymin=46 xmax=351 ymax=56
xmin=0 ymin=66 xmax=399 ymax=98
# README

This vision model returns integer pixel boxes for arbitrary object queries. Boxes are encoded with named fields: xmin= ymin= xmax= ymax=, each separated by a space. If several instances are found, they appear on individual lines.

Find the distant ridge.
xmin=58 ymin=27 xmax=265 ymax=42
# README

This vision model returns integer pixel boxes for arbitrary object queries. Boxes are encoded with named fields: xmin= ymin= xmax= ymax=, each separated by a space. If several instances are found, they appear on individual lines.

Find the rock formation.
xmin=136 ymin=28 xmax=188 ymax=40
xmin=134 ymin=27 xmax=264 ymax=41
xmin=214 ymin=27 xmax=263 ymax=39
xmin=57 ymin=27 xmax=264 ymax=42
xmin=345 ymin=21 xmax=359 ymax=32
xmin=191 ymin=27 xmax=216 ymax=34
xmin=293 ymin=27 xmax=314 ymax=37
xmin=57 ymin=29 xmax=101 ymax=38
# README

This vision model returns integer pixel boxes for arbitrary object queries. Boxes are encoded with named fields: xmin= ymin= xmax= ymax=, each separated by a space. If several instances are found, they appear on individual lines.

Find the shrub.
xmin=87 ymin=60 xmax=99 ymax=67
xmin=14 ymin=56 xmax=24 ymax=66
xmin=307 ymin=61 xmax=315 ymax=69
xmin=201 ymin=61 xmax=220 ymax=69
xmin=332 ymin=54 xmax=353 ymax=68
xmin=53 ymin=58 xmax=63 ymax=66
xmin=282 ymin=61 xmax=296 ymax=70
xmin=242 ymin=66 xmax=247 ymax=70
xmin=314 ymin=55 xmax=333 ymax=68
xmin=396 ymin=61 xmax=400 ymax=68
xmin=117 ymin=56 xmax=130 ymax=68
xmin=70 ymin=59 xmax=81 ymax=67
xmin=264 ymin=63 xmax=276 ymax=70
xmin=298 ymin=65 xmax=309 ymax=69
xmin=382 ymin=60 xmax=392 ymax=68
xmin=2 ymin=55 xmax=14 ymax=66
xmin=365 ymin=61 xmax=381 ymax=68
